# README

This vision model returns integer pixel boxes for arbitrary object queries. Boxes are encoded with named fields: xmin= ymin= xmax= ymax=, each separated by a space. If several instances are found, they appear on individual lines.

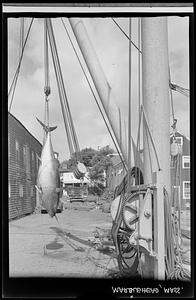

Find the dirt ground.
xmin=9 ymin=203 xmax=118 ymax=278
xmin=9 ymin=201 xmax=190 ymax=278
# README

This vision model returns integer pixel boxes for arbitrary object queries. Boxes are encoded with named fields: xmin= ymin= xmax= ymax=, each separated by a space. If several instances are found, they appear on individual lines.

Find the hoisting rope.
xmin=8 ymin=18 xmax=34 ymax=112
xmin=46 ymin=18 xmax=74 ymax=156
xmin=43 ymin=18 xmax=50 ymax=144
xmin=46 ymin=18 xmax=80 ymax=158
xmin=61 ymin=17 xmax=126 ymax=171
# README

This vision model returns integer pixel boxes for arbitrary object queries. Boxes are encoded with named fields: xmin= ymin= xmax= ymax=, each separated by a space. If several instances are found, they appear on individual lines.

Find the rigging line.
xmin=49 ymin=37 xmax=74 ymax=156
xmin=46 ymin=18 xmax=74 ymax=155
xmin=111 ymin=18 xmax=142 ymax=54
xmin=44 ymin=18 xmax=51 ymax=96
xmin=168 ymin=65 xmax=175 ymax=123
xmin=48 ymin=18 xmax=80 ymax=156
xmin=142 ymin=105 xmax=161 ymax=171
xmin=145 ymin=125 xmax=154 ymax=181
xmin=170 ymin=83 xmax=190 ymax=98
xmin=8 ymin=18 xmax=34 ymax=112
xmin=61 ymin=17 xmax=127 ymax=171
xmin=48 ymin=33 xmax=74 ymax=155
xmin=127 ymin=17 xmax=132 ymax=191
xmin=19 ymin=18 xmax=24 ymax=60
xmin=137 ymin=17 xmax=142 ymax=186
xmin=171 ymin=83 xmax=190 ymax=93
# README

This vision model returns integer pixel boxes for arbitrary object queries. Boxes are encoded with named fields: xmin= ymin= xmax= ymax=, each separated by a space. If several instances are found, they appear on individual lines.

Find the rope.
xmin=127 ymin=17 xmax=132 ymax=190
xmin=144 ymin=124 xmax=153 ymax=180
xmin=142 ymin=105 xmax=161 ymax=171
xmin=136 ymin=18 xmax=143 ymax=277
xmin=44 ymin=18 xmax=51 ymax=97
xmin=8 ymin=18 xmax=34 ymax=112
xmin=19 ymin=18 xmax=24 ymax=60
xmin=164 ymin=188 xmax=190 ymax=281
xmin=168 ymin=66 xmax=175 ymax=124
xmin=111 ymin=18 xmax=142 ymax=54
xmin=46 ymin=18 xmax=75 ymax=156
xmin=61 ymin=17 xmax=126 ymax=171
xmin=170 ymin=83 xmax=190 ymax=98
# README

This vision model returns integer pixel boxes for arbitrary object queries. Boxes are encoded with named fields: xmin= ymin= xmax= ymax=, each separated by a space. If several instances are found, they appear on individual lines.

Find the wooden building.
xmin=107 ymin=132 xmax=190 ymax=210
xmin=8 ymin=113 xmax=42 ymax=220
xmin=170 ymin=131 xmax=190 ymax=210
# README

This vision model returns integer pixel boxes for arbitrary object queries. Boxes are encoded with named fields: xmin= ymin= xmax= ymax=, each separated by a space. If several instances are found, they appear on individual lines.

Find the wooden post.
xmin=141 ymin=17 xmax=171 ymax=280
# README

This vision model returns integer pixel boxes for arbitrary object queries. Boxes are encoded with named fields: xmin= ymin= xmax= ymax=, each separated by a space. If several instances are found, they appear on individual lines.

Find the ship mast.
xmin=141 ymin=17 xmax=171 ymax=279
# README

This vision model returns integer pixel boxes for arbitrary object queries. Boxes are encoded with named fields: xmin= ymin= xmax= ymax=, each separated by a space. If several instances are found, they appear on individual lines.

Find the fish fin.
xmin=36 ymin=117 xmax=57 ymax=133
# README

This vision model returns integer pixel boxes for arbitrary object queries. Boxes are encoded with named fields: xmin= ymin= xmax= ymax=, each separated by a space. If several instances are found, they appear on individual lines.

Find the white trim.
xmin=182 ymin=155 xmax=190 ymax=169
xmin=183 ymin=181 xmax=190 ymax=199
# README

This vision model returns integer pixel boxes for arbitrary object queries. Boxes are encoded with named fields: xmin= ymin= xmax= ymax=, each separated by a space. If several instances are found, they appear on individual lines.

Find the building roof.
xmin=61 ymin=172 xmax=90 ymax=184
xmin=170 ymin=131 xmax=190 ymax=141
xmin=8 ymin=112 xmax=42 ymax=147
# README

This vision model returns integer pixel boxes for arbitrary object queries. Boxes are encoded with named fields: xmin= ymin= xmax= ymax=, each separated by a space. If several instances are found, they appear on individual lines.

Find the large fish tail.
xmin=36 ymin=117 xmax=57 ymax=133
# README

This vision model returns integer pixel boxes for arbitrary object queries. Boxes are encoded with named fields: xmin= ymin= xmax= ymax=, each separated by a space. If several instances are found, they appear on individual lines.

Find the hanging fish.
xmin=35 ymin=118 xmax=61 ymax=217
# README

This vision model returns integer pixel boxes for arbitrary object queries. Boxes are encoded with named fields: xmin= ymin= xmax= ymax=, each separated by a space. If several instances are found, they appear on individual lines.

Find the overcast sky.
xmin=8 ymin=16 xmax=190 ymax=162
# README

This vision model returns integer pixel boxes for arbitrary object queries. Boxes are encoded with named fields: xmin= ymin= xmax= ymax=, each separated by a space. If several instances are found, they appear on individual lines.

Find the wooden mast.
xmin=141 ymin=17 xmax=171 ymax=279
xmin=69 ymin=18 xmax=128 ymax=168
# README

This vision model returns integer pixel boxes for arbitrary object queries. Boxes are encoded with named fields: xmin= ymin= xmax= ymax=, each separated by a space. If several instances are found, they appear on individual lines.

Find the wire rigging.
xmin=170 ymin=83 xmax=190 ymax=97
xmin=8 ymin=18 xmax=34 ymax=112
xmin=61 ymin=17 xmax=126 ymax=171
xmin=111 ymin=18 xmax=142 ymax=54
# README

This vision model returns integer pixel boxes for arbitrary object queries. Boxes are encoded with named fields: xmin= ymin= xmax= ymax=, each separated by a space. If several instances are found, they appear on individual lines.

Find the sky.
xmin=8 ymin=15 xmax=190 ymax=162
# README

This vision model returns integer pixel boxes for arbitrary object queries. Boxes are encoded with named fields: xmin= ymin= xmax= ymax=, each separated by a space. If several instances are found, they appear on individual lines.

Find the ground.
xmin=9 ymin=202 xmax=118 ymax=278
xmin=9 ymin=200 xmax=190 ymax=278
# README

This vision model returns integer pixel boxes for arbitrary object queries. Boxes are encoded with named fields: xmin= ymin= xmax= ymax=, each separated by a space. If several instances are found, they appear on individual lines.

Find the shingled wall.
xmin=8 ymin=113 xmax=42 ymax=220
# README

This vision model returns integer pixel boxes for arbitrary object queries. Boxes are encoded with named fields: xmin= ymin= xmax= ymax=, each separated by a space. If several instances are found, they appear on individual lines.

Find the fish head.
xmin=41 ymin=189 xmax=59 ymax=217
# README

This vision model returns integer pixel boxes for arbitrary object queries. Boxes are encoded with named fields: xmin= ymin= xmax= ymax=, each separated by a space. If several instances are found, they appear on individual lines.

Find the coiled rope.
xmin=164 ymin=188 xmax=191 ymax=281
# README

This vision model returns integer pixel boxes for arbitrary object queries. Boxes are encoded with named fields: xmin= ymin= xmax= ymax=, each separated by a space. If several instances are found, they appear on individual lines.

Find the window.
xmin=23 ymin=146 xmax=26 ymax=165
xmin=170 ymin=155 xmax=177 ymax=168
xmin=172 ymin=136 xmax=183 ymax=154
xmin=25 ymin=146 xmax=30 ymax=172
xmin=8 ymin=182 xmax=11 ymax=198
xmin=175 ymin=137 xmax=183 ymax=146
xmin=15 ymin=140 xmax=20 ymax=161
xmin=183 ymin=181 xmax=190 ymax=199
xmin=19 ymin=184 xmax=23 ymax=197
xmin=31 ymin=186 xmax=34 ymax=197
xmin=8 ymin=134 xmax=10 ymax=157
xmin=36 ymin=154 xmax=40 ymax=170
xmin=31 ymin=151 xmax=35 ymax=166
xmin=182 ymin=156 xmax=190 ymax=169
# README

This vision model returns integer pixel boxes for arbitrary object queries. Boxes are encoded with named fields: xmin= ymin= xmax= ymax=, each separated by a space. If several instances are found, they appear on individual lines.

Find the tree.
xmin=60 ymin=145 xmax=114 ymax=195
xmin=89 ymin=148 xmax=113 ymax=184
